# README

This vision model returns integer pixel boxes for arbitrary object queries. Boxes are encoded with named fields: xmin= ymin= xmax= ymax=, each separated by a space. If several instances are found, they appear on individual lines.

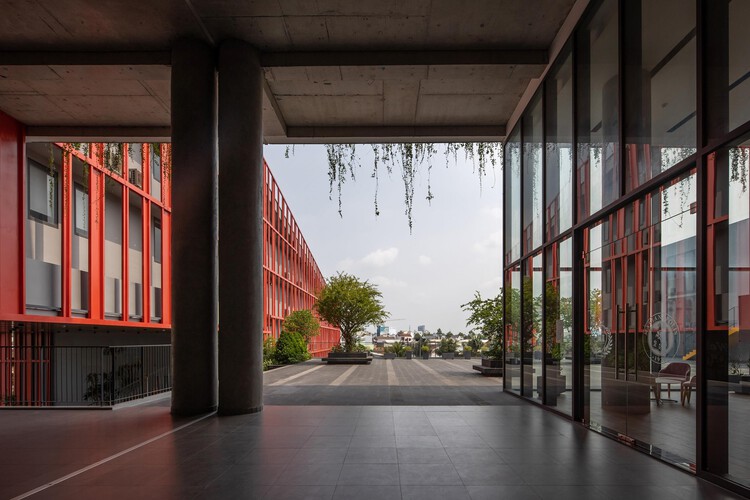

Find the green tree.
xmin=462 ymin=290 xmax=505 ymax=360
xmin=316 ymin=272 xmax=389 ymax=352
xmin=275 ymin=331 xmax=310 ymax=364
xmin=283 ymin=309 xmax=321 ymax=341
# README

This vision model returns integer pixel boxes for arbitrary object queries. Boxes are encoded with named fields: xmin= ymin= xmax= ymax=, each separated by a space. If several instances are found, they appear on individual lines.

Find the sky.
xmin=263 ymin=144 xmax=503 ymax=334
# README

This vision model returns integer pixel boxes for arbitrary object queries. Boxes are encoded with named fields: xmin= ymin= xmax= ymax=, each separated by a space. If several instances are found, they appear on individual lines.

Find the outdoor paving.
xmin=263 ymin=358 xmax=507 ymax=406
xmin=0 ymin=358 xmax=745 ymax=499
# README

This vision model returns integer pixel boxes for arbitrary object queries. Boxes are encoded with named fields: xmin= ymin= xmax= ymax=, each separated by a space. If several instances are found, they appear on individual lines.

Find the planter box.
xmin=442 ymin=352 xmax=455 ymax=359
xmin=421 ymin=352 xmax=430 ymax=359
xmin=473 ymin=358 xmax=503 ymax=377
xmin=463 ymin=351 xmax=472 ymax=359
xmin=384 ymin=352 xmax=396 ymax=359
xmin=481 ymin=358 xmax=502 ymax=368
xmin=322 ymin=352 xmax=373 ymax=365
xmin=405 ymin=351 xmax=413 ymax=359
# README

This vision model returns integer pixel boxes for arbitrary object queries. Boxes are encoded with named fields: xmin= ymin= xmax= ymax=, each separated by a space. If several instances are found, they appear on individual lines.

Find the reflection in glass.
xmin=523 ymin=253 xmax=543 ymax=400
xmin=624 ymin=0 xmax=696 ymax=191
xmin=104 ymin=183 xmax=123 ymax=319
xmin=71 ymin=158 xmax=89 ymax=315
xmin=128 ymin=143 xmax=143 ymax=188
xmin=545 ymin=238 xmax=573 ymax=414
xmin=707 ymin=137 xmax=750 ymax=486
xmin=505 ymin=265 xmax=521 ymax=394
xmin=523 ymin=95 xmax=543 ymax=253
xmin=706 ymin=1 xmax=750 ymax=141
xmin=129 ymin=195 xmax=143 ymax=320
xmin=151 ymin=144 xmax=162 ymax=201
xmin=577 ymin=0 xmax=619 ymax=219
xmin=151 ymin=207 xmax=162 ymax=321
xmin=546 ymin=49 xmax=574 ymax=239
xmin=25 ymin=144 xmax=62 ymax=313
xmin=504 ymin=129 xmax=521 ymax=265
xmin=584 ymin=169 xmax=696 ymax=466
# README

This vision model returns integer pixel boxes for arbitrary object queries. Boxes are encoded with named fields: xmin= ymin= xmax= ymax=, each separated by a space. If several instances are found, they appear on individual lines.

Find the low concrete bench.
xmin=472 ymin=364 xmax=503 ymax=377
xmin=321 ymin=353 xmax=373 ymax=364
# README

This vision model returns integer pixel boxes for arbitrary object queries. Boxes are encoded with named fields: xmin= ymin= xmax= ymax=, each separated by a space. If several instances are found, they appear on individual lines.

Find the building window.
xmin=152 ymin=219 xmax=162 ymax=264
xmin=74 ymin=184 xmax=88 ymax=237
xmin=28 ymin=159 xmax=58 ymax=225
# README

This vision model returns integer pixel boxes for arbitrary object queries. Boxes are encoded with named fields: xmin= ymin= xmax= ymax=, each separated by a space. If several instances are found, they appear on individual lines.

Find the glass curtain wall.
xmin=707 ymin=136 xmax=750 ymax=487
xmin=624 ymin=0 xmax=696 ymax=191
xmin=546 ymin=50 xmax=574 ymax=240
xmin=505 ymin=265 xmax=521 ymax=394
xmin=583 ymin=169 xmax=697 ymax=464
xmin=576 ymin=0 xmax=619 ymax=220
xmin=545 ymin=237 xmax=573 ymax=414
xmin=150 ymin=144 xmax=162 ymax=201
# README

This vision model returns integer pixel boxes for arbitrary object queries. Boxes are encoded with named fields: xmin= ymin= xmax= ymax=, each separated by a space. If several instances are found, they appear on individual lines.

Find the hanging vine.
xmin=294 ymin=142 xmax=503 ymax=232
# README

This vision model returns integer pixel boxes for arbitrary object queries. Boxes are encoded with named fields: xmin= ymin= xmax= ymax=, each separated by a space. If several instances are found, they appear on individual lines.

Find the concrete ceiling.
xmin=0 ymin=0 xmax=579 ymax=143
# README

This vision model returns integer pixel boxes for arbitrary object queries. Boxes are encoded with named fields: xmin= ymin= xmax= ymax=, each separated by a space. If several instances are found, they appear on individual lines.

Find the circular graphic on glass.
xmin=643 ymin=313 xmax=681 ymax=364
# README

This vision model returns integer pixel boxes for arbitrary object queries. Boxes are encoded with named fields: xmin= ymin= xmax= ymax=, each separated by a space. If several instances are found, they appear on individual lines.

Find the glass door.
xmin=584 ymin=170 xmax=697 ymax=466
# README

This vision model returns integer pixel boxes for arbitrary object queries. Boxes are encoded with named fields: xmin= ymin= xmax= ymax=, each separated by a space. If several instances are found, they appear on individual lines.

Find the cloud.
xmin=418 ymin=255 xmax=432 ymax=266
xmin=473 ymin=231 xmax=502 ymax=254
xmin=371 ymin=275 xmax=407 ymax=288
xmin=361 ymin=247 xmax=399 ymax=267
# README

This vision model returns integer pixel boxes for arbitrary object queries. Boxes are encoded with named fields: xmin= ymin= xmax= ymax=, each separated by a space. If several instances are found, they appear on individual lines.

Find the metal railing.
xmin=0 ymin=345 xmax=171 ymax=407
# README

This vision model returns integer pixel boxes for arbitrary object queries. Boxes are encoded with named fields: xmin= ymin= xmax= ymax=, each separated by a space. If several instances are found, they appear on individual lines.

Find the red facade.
xmin=0 ymin=110 xmax=338 ymax=403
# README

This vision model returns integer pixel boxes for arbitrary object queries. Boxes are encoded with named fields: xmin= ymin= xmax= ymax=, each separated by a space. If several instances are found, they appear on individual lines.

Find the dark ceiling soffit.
xmin=261 ymin=50 xmax=548 ymax=67
xmin=275 ymin=125 xmax=507 ymax=144
xmin=0 ymin=51 xmax=171 ymax=65
xmin=26 ymin=126 xmax=171 ymax=143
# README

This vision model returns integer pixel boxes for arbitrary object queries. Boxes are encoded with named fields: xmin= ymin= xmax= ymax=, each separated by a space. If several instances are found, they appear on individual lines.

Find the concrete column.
xmin=170 ymin=39 xmax=219 ymax=415
xmin=218 ymin=40 xmax=264 ymax=414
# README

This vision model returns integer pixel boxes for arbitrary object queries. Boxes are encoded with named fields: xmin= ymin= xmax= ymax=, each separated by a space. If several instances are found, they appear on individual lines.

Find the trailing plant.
xmin=293 ymin=142 xmax=502 ymax=232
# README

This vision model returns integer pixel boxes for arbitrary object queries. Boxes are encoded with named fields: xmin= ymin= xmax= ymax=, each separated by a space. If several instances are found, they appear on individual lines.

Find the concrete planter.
xmin=481 ymin=358 xmax=502 ymax=368
xmin=442 ymin=352 xmax=455 ymax=360
xmin=405 ymin=351 xmax=413 ymax=359
xmin=384 ymin=352 xmax=396 ymax=360
xmin=463 ymin=350 xmax=472 ymax=359
xmin=421 ymin=351 xmax=430 ymax=359
xmin=322 ymin=352 xmax=373 ymax=364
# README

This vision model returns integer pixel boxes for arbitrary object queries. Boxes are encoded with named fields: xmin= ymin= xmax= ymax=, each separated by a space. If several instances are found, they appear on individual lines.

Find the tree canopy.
xmin=316 ymin=272 xmax=389 ymax=352
xmin=462 ymin=290 xmax=504 ymax=360
xmin=282 ymin=309 xmax=320 ymax=341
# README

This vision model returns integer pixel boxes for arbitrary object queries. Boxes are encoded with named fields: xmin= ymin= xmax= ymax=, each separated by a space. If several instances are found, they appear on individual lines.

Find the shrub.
xmin=421 ymin=345 xmax=431 ymax=353
xmin=391 ymin=341 xmax=405 ymax=357
xmin=263 ymin=337 xmax=277 ymax=370
xmin=436 ymin=338 xmax=457 ymax=355
xmin=283 ymin=309 xmax=320 ymax=341
xmin=275 ymin=331 xmax=310 ymax=364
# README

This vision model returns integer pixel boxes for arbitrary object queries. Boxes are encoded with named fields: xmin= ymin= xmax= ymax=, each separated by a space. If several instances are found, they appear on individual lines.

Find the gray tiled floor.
xmin=0 ymin=359 xmax=746 ymax=499
xmin=0 ymin=401 xmax=745 ymax=500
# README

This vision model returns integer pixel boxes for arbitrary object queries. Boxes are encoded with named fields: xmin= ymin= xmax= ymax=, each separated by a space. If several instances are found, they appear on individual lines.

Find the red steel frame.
xmin=0 ymin=139 xmax=173 ymax=329
xmin=263 ymin=162 xmax=340 ymax=357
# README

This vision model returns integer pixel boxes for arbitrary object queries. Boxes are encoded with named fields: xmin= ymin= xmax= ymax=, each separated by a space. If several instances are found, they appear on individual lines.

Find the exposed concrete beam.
xmin=26 ymin=126 xmax=171 ymax=143
xmin=0 ymin=51 xmax=171 ymax=65
xmin=261 ymin=50 xmax=547 ymax=67
xmin=270 ymin=125 xmax=506 ymax=144
xmin=263 ymin=78 xmax=287 ymax=136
